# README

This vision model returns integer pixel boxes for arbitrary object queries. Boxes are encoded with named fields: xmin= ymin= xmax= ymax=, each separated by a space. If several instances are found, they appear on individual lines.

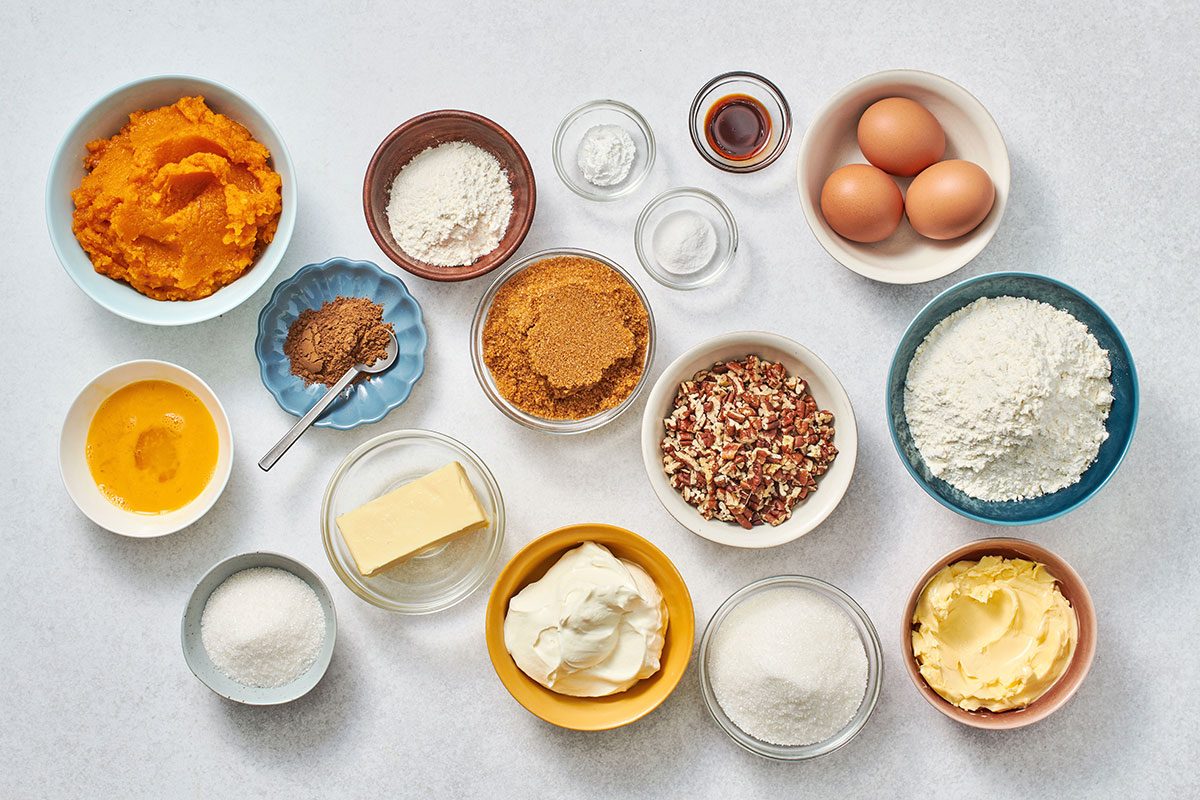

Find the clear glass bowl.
xmin=698 ymin=575 xmax=883 ymax=761
xmin=634 ymin=187 xmax=738 ymax=289
xmin=690 ymin=71 xmax=792 ymax=173
xmin=553 ymin=100 xmax=655 ymax=201
xmin=321 ymin=429 xmax=505 ymax=614
xmin=470 ymin=247 xmax=656 ymax=434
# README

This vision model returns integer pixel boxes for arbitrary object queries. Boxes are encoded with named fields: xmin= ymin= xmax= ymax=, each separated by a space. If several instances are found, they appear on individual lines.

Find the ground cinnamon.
xmin=284 ymin=296 xmax=394 ymax=386
xmin=482 ymin=255 xmax=649 ymax=419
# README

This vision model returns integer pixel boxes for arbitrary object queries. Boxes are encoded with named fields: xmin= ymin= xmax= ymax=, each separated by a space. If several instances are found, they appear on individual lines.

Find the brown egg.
xmin=905 ymin=160 xmax=995 ymax=240
xmin=857 ymin=98 xmax=946 ymax=177
xmin=819 ymin=164 xmax=905 ymax=243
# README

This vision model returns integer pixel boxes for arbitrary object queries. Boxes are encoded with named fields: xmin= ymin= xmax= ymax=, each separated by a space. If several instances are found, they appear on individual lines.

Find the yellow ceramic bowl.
xmin=485 ymin=523 xmax=695 ymax=731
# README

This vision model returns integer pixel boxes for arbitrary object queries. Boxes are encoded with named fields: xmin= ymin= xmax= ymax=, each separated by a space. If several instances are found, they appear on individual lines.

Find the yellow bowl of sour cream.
xmin=485 ymin=523 xmax=694 ymax=731
xmin=60 ymin=360 xmax=233 ymax=537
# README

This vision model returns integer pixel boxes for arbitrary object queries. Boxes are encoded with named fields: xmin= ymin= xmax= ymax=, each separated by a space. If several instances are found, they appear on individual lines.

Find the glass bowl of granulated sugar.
xmin=698 ymin=575 xmax=884 ymax=760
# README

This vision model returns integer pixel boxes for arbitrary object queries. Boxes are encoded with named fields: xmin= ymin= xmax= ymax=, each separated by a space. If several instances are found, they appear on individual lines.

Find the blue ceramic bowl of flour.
xmin=256 ymin=258 xmax=427 ymax=429
xmin=886 ymin=272 xmax=1138 ymax=525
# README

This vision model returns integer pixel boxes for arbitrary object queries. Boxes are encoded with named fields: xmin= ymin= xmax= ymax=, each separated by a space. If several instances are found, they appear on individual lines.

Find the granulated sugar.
xmin=200 ymin=567 xmax=326 ymax=688
xmin=709 ymin=588 xmax=867 ymax=746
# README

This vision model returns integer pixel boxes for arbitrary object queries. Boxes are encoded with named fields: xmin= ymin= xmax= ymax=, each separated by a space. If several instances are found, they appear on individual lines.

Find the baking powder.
xmin=576 ymin=124 xmax=635 ymax=187
xmin=904 ymin=296 xmax=1113 ymax=502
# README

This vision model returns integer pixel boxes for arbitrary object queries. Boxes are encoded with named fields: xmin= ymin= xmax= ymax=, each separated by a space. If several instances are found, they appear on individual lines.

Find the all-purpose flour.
xmin=904 ymin=296 xmax=1113 ymax=502
xmin=386 ymin=141 xmax=513 ymax=267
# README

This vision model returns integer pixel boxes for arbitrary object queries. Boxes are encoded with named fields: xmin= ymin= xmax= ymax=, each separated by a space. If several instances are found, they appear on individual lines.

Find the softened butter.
xmin=912 ymin=556 xmax=1078 ymax=712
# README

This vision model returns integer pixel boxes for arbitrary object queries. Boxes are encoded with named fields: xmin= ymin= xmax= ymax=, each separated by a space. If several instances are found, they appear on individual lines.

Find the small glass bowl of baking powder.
xmin=634 ymin=187 xmax=738 ymax=289
xmin=698 ymin=575 xmax=884 ymax=761
xmin=553 ymin=100 xmax=655 ymax=201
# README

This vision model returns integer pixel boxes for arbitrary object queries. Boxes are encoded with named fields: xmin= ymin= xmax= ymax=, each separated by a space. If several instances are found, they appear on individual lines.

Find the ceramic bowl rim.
xmin=796 ymin=68 xmax=1010 ymax=285
xmin=900 ymin=537 xmax=1097 ymax=728
xmin=58 ymin=358 xmax=234 ymax=537
xmin=885 ymin=270 xmax=1140 ymax=525
xmin=483 ymin=522 xmax=695 ymax=731
xmin=639 ymin=331 xmax=858 ymax=547
xmin=362 ymin=108 xmax=536 ymax=282
xmin=180 ymin=550 xmax=338 ymax=705
xmin=253 ymin=256 xmax=428 ymax=430
xmin=45 ymin=73 xmax=297 ymax=325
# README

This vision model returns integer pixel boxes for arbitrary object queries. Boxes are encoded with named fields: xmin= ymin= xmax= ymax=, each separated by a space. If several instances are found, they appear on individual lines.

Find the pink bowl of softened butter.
xmin=902 ymin=538 xmax=1097 ymax=729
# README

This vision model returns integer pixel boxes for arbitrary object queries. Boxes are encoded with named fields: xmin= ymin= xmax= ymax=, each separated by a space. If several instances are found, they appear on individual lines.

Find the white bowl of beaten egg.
xmin=797 ymin=69 xmax=1010 ymax=284
xmin=59 ymin=360 xmax=233 ymax=537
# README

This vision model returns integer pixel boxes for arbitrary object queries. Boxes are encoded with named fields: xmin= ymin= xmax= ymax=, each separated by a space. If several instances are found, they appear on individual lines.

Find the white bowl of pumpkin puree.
xmin=59 ymin=360 xmax=233 ymax=537
xmin=46 ymin=75 xmax=296 ymax=325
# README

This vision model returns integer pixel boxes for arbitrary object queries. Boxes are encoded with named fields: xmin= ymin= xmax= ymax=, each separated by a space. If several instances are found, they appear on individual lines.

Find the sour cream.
xmin=503 ymin=541 xmax=667 ymax=697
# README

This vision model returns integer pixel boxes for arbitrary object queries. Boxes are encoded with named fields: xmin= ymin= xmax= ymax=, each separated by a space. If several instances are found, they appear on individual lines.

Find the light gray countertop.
xmin=2 ymin=1 xmax=1196 ymax=797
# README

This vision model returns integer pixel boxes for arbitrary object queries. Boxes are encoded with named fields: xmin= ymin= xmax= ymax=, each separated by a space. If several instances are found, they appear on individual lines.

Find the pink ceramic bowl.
xmin=901 ymin=537 xmax=1096 ymax=729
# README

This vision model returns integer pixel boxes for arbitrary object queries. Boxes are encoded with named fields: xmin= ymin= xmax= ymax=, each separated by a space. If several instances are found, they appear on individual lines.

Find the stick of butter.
xmin=335 ymin=461 xmax=489 ymax=577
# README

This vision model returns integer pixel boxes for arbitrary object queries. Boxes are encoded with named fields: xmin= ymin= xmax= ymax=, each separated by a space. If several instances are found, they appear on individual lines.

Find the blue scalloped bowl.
xmin=887 ymin=272 xmax=1138 ymax=525
xmin=256 ymin=258 xmax=427 ymax=429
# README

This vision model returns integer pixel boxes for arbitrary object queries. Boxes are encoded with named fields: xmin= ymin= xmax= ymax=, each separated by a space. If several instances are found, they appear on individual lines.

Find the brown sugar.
xmin=482 ymin=255 xmax=649 ymax=420
xmin=283 ymin=296 xmax=394 ymax=386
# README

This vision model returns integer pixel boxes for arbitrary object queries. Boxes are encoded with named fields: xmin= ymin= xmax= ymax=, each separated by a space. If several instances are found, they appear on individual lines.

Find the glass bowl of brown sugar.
xmin=471 ymin=248 xmax=656 ymax=434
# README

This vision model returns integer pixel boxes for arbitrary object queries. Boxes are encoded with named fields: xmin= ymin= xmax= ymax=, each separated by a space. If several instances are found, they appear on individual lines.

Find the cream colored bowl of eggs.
xmin=797 ymin=69 xmax=1010 ymax=284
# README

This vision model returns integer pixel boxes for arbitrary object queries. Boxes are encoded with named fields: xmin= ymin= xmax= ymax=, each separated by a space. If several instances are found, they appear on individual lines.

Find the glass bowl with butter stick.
xmin=322 ymin=429 xmax=505 ymax=613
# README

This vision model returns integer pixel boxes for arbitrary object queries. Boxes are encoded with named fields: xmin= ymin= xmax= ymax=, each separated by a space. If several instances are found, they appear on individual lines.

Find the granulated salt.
xmin=200 ymin=567 xmax=326 ymax=688
xmin=709 ymin=587 xmax=867 ymax=746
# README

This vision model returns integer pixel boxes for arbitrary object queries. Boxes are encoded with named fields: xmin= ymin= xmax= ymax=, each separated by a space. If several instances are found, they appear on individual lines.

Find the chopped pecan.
xmin=659 ymin=354 xmax=837 ymax=529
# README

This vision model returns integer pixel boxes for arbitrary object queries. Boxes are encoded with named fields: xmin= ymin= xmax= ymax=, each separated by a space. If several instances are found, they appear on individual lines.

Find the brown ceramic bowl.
xmin=901 ymin=537 xmax=1096 ymax=729
xmin=363 ymin=110 xmax=536 ymax=282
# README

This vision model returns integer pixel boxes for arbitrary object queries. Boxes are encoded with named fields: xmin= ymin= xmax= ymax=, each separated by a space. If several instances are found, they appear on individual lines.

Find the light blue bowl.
xmin=256 ymin=258 xmax=427 ymax=430
xmin=887 ymin=272 xmax=1138 ymax=525
xmin=181 ymin=551 xmax=337 ymax=705
xmin=46 ymin=74 xmax=297 ymax=325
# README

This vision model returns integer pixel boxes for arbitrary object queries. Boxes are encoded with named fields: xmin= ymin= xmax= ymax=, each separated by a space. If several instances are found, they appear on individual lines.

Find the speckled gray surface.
xmin=3 ymin=1 xmax=1197 ymax=797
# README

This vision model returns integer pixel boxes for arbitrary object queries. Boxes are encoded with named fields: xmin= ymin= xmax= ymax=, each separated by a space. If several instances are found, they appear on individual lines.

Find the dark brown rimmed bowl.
xmin=363 ymin=110 xmax=536 ymax=282
xmin=902 ymin=537 xmax=1097 ymax=729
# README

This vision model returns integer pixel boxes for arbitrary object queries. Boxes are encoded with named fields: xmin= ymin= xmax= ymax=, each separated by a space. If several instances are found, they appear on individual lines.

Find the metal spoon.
xmin=258 ymin=331 xmax=399 ymax=471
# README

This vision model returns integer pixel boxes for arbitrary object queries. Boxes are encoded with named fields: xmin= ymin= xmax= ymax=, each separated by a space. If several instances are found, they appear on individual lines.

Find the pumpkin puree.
xmin=71 ymin=96 xmax=283 ymax=301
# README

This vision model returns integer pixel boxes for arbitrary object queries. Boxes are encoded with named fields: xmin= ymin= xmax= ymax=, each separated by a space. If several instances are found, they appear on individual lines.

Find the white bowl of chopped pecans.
xmin=640 ymin=332 xmax=857 ymax=548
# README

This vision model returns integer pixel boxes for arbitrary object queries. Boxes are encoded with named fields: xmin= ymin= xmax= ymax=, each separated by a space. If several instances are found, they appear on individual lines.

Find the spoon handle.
xmin=258 ymin=366 xmax=360 ymax=471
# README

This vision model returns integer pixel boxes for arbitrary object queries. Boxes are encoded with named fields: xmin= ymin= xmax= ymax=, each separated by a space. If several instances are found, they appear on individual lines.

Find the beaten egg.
xmin=819 ymin=163 xmax=904 ymax=243
xmin=905 ymin=159 xmax=995 ymax=240
xmin=86 ymin=379 xmax=219 ymax=513
xmin=857 ymin=97 xmax=946 ymax=177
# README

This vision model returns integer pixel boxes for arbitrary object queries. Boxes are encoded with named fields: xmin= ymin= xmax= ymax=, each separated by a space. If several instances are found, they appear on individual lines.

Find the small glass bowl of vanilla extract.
xmin=690 ymin=71 xmax=792 ymax=173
